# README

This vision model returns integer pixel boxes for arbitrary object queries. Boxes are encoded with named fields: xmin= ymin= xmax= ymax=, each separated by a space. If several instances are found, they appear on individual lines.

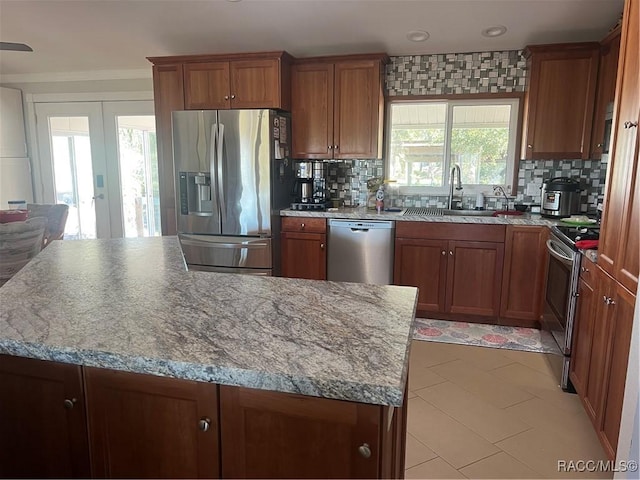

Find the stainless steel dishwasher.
xmin=327 ymin=219 xmax=395 ymax=284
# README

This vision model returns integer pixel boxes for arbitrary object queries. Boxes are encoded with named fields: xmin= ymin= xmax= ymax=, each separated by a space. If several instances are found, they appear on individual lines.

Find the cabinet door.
xmin=524 ymin=44 xmax=599 ymax=159
xmin=0 ymin=355 xmax=90 ymax=478
xmin=85 ymin=368 xmax=219 ymax=479
xmin=291 ymin=62 xmax=334 ymax=159
xmin=500 ymin=226 xmax=548 ymax=324
xmin=333 ymin=60 xmax=384 ymax=159
xmin=569 ymin=277 xmax=596 ymax=398
xmin=184 ymin=61 xmax=231 ymax=110
xmin=598 ymin=0 xmax=639 ymax=293
xmin=447 ymin=241 xmax=504 ymax=318
xmin=591 ymin=29 xmax=621 ymax=159
xmin=152 ymin=63 xmax=185 ymax=235
xmin=394 ymin=238 xmax=448 ymax=313
xmin=281 ymin=231 xmax=326 ymax=280
xmin=220 ymin=385 xmax=381 ymax=479
xmin=599 ymin=282 xmax=635 ymax=459
xmin=230 ymin=58 xmax=280 ymax=109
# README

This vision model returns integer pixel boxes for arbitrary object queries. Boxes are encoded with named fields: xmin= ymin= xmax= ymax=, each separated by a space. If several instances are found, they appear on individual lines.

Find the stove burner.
xmin=552 ymin=225 xmax=600 ymax=249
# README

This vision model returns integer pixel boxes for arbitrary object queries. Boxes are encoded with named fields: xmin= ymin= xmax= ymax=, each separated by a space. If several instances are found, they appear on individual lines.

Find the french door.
xmin=35 ymin=101 xmax=159 ymax=239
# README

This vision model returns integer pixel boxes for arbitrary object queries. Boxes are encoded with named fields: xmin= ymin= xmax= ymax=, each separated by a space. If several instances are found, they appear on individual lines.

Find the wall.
xmin=324 ymin=51 xmax=607 ymax=212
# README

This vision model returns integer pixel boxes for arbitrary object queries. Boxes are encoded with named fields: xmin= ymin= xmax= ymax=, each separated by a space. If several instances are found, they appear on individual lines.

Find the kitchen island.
xmin=0 ymin=237 xmax=418 ymax=479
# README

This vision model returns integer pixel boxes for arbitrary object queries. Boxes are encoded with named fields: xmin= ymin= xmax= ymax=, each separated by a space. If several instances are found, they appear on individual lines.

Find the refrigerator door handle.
xmin=217 ymin=123 xmax=226 ymax=223
xmin=209 ymin=122 xmax=220 ymax=212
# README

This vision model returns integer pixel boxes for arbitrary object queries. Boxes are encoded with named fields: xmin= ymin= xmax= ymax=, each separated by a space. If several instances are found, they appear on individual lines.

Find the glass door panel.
xmin=49 ymin=117 xmax=96 ymax=239
xmin=116 ymin=115 xmax=160 ymax=238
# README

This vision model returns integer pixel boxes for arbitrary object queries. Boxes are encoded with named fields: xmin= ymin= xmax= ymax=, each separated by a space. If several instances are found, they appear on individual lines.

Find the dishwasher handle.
xmin=350 ymin=227 xmax=369 ymax=232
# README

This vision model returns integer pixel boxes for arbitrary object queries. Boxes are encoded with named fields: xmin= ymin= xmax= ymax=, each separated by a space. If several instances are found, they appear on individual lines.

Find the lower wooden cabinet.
xmin=394 ymin=222 xmax=505 ymax=320
xmin=219 ymin=386 xmax=401 ymax=479
xmin=84 ymin=368 xmax=219 ymax=479
xmin=280 ymin=217 xmax=327 ymax=280
xmin=500 ymin=226 xmax=548 ymax=326
xmin=0 ymin=355 xmax=91 ymax=479
xmin=570 ymin=264 xmax=635 ymax=459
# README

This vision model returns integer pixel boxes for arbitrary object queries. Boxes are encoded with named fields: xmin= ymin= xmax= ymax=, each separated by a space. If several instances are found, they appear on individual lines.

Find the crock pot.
xmin=541 ymin=177 xmax=581 ymax=218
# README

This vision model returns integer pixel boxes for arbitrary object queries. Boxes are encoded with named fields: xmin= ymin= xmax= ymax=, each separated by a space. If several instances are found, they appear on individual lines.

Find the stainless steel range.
xmin=542 ymin=224 xmax=600 ymax=391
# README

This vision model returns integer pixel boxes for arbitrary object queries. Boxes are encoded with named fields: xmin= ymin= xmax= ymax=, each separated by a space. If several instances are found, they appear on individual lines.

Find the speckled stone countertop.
xmin=281 ymin=206 xmax=561 ymax=226
xmin=0 ymin=237 xmax=418 ymax=406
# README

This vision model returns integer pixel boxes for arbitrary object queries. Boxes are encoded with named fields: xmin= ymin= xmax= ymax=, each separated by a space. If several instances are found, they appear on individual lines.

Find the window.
xmin=387 ymin=98 xmax=520 ymax=194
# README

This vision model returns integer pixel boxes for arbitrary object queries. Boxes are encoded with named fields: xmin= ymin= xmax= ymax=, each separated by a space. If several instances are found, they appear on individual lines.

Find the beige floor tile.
xmin=405 ymin=433 xmax=438 ymax=468
xmin=445 ymin=344 xmax=516 ymax=371
xmin=431 ymin=359 xmax=534 ymax=408
xmin=505 ymin=397 xmax=605 ymax=449
xmin=460 ymin=451 xmax=544 ymax=479
xmin=491 ymin=362 xmax=560 ymax=391
xmin=415 ymin=381 xmax=531 ymax=443
xmin=405 ymin=457 xmax=465 ymax=479
xmin=408 ymin=365 xmax=447 ymax=390
xmin=407 ymin=396 xmax=500 ymax=469
xmin=522 ymin=384 xmax=587 ymax=415
xmin=409 ymin=340 xmax=462 ymax=368
xmin=407 ymin=390 xmax=417 ymax=399
xmin=499 ymin=349 xmax=560 ymax=378
xmin=496 ymin=427 xmax=612 ymax=479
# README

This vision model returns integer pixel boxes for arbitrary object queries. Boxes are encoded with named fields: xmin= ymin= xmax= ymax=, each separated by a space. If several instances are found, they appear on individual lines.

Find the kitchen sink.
xmin=442 ymin=209 xmax=496 ymax=217
xmin=402 ymin=207 xmax=496 ymax=217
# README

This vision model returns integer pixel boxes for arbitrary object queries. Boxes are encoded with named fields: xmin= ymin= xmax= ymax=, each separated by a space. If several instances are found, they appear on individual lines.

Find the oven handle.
xmin=546 ymin=239 xmax=574 ymax=266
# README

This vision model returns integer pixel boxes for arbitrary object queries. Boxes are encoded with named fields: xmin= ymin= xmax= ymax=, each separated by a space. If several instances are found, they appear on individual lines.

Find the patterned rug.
xmin=413 ymin=318 xmax=561 ymax=355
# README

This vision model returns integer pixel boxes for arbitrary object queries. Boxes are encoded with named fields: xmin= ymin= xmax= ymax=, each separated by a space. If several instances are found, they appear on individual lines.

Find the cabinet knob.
xmin=581 ymin=266 xmax=589 ymax=273
xmin=328 ymin=145 xmax=333 ymax=150
xmin=198 ymin=417 xmax=211 ymax=432
xmin=596 ymin=143 xmax=603 ymax=148
xmin=320 ymin=243 xmax=325 ymax=249
xmin=231 ymin=94 xmax=236 ymax=100
xmin=224 ymin=95 xmax=229 ymax=100
xmin=441 ymin=250 xmax=446 ymax=256
xmin=358 ymin=443 xmax=372 ymax=458
xmin=527 ymin=144 xmax=533 ymax=149
xmin=333 ymin=145 xmax=339 ymax=149
xmin=300 ymin=223 xmax=305 ymax=229
xmin=63 ymin=398 xmax=77 ymax=410
xmin=603 ymin=296 xmax=616 ymax=305
xmin=624 ymin=121 xmax=638 ymax=129
xmin=449 ymin=251 xmax=453 ymax=256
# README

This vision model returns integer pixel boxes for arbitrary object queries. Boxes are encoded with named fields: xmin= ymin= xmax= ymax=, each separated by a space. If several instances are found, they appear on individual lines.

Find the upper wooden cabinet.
xmin=183 ymin=56 xmax=292 ymax=110
xmin=598 ymin=0 xmax=639 ymax=295
xmin=590 ymin=27 xmax=622 ymax=159
xmin=522 ymin=43 xmax=600 ymax=159
xmin=291 ymin=54 xmax=389 ymax=159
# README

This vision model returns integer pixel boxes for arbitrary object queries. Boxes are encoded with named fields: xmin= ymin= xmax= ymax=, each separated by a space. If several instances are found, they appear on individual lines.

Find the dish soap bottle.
xmin=375 ymin=185 xmax=385 ymax=213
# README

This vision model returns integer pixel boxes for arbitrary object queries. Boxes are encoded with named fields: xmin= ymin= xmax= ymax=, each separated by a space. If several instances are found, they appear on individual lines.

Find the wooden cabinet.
xmin=219 ymin=385 xmax=401 ymax=478
xmin=151 ymin=63 xmax=184 ymax=235
xmin=184 ymin=56 xmax=291 ymax=110
xmin=522 ymin=43 xmax=600 ymax=159
xmin=590 ymin=27 xmax=622 ymax=159
xmin=0 ymin=355 xmax=90 ymax=478
xmin=394 ymin=222 xmax=505 ymax=321
xmin=598 ymin=0 xmax=639 ymax=295
xmin=500 ymin=226 xmax=548 ymax=327
xmin=85 ymin=367 xmax=219 ymax=479
xmin=280 ymin=216 xmax=327 ymax=280
xmin=291 ymin=54 xmax=388 ymax=159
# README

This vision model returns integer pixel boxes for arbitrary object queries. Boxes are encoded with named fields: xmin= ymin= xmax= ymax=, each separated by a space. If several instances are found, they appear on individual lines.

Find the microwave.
xmin=603 ymin=102 xmax=614 ymax=154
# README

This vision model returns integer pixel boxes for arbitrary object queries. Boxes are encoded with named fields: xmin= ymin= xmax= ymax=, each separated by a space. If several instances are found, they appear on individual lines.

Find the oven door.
xmin=542 ymin=234 xmax=580 ymax=354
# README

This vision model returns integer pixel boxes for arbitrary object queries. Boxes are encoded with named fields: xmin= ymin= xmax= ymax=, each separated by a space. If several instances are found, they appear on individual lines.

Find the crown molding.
xmin=0 ymin=68 xmax=152 ymax=84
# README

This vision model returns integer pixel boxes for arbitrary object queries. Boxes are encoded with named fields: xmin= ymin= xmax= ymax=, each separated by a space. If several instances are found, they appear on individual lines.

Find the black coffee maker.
xmin=291 ymin=162 xmax=329 ymax=210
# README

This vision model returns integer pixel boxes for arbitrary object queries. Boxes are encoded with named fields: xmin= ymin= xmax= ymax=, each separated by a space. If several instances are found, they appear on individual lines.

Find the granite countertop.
xmin=0 ymin=237 xmax=418 ymax=406
xmin=281 ymin=206 xmax=560 ymax=226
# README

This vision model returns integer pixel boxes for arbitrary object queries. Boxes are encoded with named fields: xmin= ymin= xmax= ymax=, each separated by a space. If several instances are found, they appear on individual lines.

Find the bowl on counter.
xmin=513 ymin=204 xmax=529 ymax=212
xmin=0 ymin=209 xmax=28 ymax=224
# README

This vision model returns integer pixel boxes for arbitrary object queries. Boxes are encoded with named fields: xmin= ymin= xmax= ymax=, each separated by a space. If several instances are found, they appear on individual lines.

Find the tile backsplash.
xmin=313 ymin=50 xmax=608 ymax=212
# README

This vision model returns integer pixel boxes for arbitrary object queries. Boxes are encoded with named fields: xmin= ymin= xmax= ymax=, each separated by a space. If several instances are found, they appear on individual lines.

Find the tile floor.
xmin=405 ymin=340 xmax=611 ymax=479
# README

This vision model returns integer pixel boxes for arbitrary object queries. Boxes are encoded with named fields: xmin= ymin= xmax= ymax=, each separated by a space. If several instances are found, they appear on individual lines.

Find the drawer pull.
xmin=198 ymin=417 xmax=211 ymax=432
xmin=623 ymin=121 xmax=638 ymax=129
xmin=300 ymin=223 xmax=305 ymax=230
xmin=358 ymin=443 xmax=371 ymax=458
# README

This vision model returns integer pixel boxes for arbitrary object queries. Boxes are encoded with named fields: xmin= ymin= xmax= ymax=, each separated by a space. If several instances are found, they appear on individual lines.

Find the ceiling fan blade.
xmin=0 ymin=42 xmax=33 ymax=52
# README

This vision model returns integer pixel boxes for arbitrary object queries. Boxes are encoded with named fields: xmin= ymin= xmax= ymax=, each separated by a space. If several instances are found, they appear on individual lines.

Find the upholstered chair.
xmin=27 ymin=203 xmax=69 ymax=248
xmin=0 ymin=216 xmax=47 ymax=286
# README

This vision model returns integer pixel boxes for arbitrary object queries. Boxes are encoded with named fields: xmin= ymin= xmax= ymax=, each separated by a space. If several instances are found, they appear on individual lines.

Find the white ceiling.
xmin=0 ymin=0 xmax=624 ymax=82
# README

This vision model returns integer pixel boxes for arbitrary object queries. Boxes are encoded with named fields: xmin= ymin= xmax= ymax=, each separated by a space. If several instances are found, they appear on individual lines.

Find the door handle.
xmin=92 ymin=194 xmax=104 ymax=200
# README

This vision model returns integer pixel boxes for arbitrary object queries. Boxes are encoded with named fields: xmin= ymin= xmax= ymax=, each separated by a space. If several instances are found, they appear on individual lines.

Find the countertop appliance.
xmin=291 ymin=161 xmax=330 ymax=211
xmin=172 ymin=109 xmax=293 ymax=275
xmin=327 ymin=219 xmax=394 ymax=285
xmin=542 ymin=224 xmax=600 ymax=391
xmin=541 ymin=177 xmax=581 ymax=218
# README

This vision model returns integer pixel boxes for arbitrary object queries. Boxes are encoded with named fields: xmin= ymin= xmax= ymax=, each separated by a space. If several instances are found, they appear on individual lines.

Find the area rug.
xmin=413 ymin=318 xmax=561 ymax=354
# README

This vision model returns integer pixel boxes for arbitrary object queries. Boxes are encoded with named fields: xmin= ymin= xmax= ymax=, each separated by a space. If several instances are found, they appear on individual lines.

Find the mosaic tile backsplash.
xmin=311 ymin=50 xmax=607 ymax=212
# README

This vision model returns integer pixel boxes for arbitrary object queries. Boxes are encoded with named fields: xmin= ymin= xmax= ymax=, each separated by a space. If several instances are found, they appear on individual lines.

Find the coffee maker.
xmin=291 ymin=161 xmax=330 ymax=210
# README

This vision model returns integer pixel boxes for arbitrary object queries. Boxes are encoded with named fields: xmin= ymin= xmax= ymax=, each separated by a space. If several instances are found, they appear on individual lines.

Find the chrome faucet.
xmin=448 ymin=164 xmax=463 ymax=209
xmin=493 ymin=185 xmax=510 ymax=211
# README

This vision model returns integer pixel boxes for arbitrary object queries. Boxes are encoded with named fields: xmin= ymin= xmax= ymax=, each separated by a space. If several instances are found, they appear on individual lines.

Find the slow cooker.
xmin=541 ymin=177 xmax=581 ymax=218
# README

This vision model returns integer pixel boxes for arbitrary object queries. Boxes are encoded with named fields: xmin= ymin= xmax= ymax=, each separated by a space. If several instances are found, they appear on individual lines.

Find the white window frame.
xmin=386 ymin=97 xmax=520 ymax=196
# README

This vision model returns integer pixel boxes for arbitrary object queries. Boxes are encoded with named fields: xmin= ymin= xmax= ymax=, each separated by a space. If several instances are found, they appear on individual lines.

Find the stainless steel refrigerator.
xmin=172 ymin=109 xmax=293 ymax=275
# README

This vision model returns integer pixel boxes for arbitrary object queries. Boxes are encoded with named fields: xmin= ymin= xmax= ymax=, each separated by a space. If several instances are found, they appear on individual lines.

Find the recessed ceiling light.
xmin=481 ymin=26 xmax=507 ymax=38
xmin=406 ymin=30 xmax=430 ymax=42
